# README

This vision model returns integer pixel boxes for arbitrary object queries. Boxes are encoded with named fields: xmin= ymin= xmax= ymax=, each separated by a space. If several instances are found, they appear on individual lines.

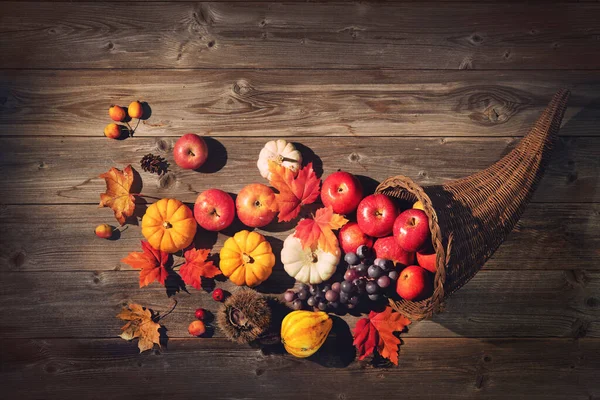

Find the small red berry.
xmin=212 ymin=288 xmax=224 ymax=302
xmin=188 ymin=320 xmax=206 ymax=337
xmin=195 ymin=308 xmax=206 ymax=320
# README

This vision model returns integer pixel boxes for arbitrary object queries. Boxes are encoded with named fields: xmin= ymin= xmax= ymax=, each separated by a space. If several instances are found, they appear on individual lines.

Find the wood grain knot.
xmin=233 ymin=80 xmax=253 ymax=96
xmin=463 ymin=88 xmax=525 ymax=126
xmin=156 ymin=139 xmax=170 ymax=152
xmin=348 ymin=152 xmax=361 ymax=163
xmin=11 ymin=251 xmax=26 ymax=268
xmin=159 ymin=172 xmax=177 ymax=189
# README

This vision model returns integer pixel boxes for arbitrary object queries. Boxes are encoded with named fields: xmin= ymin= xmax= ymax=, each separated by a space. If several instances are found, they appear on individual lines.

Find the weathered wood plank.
xmin=1 ymin=3 xmax=599 ymax=69
xmin=0 ymin=270 xmax=598 ymax=338
xmin=1 ymin=338 xmax=599 ymax=400
xmin=1 ymin=136 xmax=597 ymax=204
xmin=1 ymin=204 xmax=598 ymax=273
xmin=1 ymin=70 xmax=598 ymax=137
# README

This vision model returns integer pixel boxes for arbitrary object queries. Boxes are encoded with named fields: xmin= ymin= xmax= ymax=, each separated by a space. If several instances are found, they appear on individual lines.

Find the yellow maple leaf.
xmin=99 ymin=165 xmax=136 ymax=225
xmin=116 ymin=303 xmax=161 ymax=353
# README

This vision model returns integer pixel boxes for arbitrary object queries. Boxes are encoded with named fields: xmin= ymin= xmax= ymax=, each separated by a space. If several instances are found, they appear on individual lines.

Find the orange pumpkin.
xmin=220 ymin=230 xmax=275 ymax=287
xmin=141 ymin=198 xmax=197 ymax=253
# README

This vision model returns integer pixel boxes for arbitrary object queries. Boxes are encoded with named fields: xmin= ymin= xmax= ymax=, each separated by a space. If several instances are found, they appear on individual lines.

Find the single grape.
xmin=349 ymin=295 xmax=360 ymax=306
xmin=307 ymin=296 xmax=317 ymax=307
xmin=388 ymin=270 xmax=399 ymax=281
xmin=292 ymin=299 xmax=303 ymax=310
xmin=344 ymin=269 xmax=358 ymax=282
xmin=318 ymin=302 xmax=327 ymax=311
xmin=331 ymin=282 xmax=341 ymax=293
xmin=368 ymin=293 xmax=380 ymax=301
xmin=366 ymin=281 xmax=379 ymax=294
xmin=329 ymin=301 xmax=340 ymax=309
xmin=354 ymin=278 xmax=366 ymax=294
xmin=309 ymin=285 xmax=318 ymax=296
xmin=325 ymin=290 xmax=339 ymax=302
xmin=368 ymin=265 xmax=383 ymax=279
xmin=297 ymin=290 xmax=309 ymax=300
xmin=298 ymin=283 xmax=309 ymax=292
xmin=356 ymin=245 xmax=372 ymax=259
xmin=356 ymin=263 xmax=368 ymax=276
xmin=283 ymin=290 xmax=296 ymax=302
xmin=340 ymin=280 xmax=353 ymax=293
xmin=374 ymin=258 xmax=386 ymax=268
xmin=344 ymin=252 xmax=359 ymax=266
xmin=381 ymin=259 xmax=394 ymax=271
xmin=377 ymin=275 xmax=391 ymax=289
xmin=339 ymin=291 xmax=349 ymax=304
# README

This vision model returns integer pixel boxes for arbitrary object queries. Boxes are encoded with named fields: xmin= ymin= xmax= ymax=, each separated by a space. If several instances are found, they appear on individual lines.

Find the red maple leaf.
xmin=121 ymin=241 xmax=171 ymax=288
xmin=294 ymin=206 xmax=348 ymax=253
xmin=352 ymin=306 xmax=411 ymax=365
xmin=268 ymin=161 xmax=320 ymax=222
xmin=179 ymin=248 xmax=222 ymax=290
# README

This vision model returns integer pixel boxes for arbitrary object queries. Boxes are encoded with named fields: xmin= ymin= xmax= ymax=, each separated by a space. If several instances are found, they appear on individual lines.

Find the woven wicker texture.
xmin=376 ymin=89 xmax=571 ymax=320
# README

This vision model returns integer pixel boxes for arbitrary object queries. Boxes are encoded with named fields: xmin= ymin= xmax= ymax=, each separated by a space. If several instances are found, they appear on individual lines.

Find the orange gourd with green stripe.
xmin=281 ymin=311 xmax=332 ymax=358
xmin=141 ymin=198 xmax=197 ymax=253
xmin=220 ymin=230 xmax=275 ymax=287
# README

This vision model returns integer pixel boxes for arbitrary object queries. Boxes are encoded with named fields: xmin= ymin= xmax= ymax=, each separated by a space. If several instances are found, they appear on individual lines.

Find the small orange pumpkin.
xmin=220 ymin=230 xmax=275 ymax=287
xmin=141 ymin=198 xmax=197 ymax=253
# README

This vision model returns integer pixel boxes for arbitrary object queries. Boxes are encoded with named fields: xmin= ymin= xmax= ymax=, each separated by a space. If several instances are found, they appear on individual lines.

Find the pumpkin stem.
xmin=242 ymin=253 xmax=254 ymax=264
xmin=162 ymin=221 xmax=173 ymax=229
xmin=275 ymin=154 xmax=284 ymax=164
xmin=310 ymin=252 xmax=318 ymax=263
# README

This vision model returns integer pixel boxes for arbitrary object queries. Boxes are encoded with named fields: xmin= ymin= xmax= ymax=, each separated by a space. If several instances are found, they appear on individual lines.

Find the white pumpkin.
xmin=281 ymin=234 xmax=340 ymax=284
xmin=257 ymin=139 xmax=302 ymax=180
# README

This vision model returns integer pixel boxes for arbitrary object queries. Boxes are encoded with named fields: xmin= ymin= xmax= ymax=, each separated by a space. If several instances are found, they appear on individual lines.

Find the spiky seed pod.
xmin=217 ymin=288 xmax=271 ymax=344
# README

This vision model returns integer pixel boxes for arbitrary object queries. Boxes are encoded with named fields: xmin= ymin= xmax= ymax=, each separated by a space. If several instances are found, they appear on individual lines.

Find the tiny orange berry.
xmin=95 ymin=224 xmax=114 ymax=239
xmin=188 ymin=320 xmax=206 ymax=337
xmin=104 ymin=123 xmax=121 ymax=139
xmin=128 ymin=101 xmax=143 ymax=119
xmin=109 ymin=105 xmax=126 ymax=122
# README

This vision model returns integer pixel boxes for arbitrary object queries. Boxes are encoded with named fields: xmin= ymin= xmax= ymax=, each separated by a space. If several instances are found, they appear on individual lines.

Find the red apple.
xmin=338 ymin=222 xmax=374 ymax=254
xmin=416 ymin=241 xmax=437 ymax=273
xmin=373 ymin=236 xmax=415 ymax=267
xmin=173 ymin=133 xmax=209 ymax=170
xmin=393 ymin=209 xmax=430 ymax=252
xmin=356 ymin=194 xmax=397 ymax=237
xmin=321 ymin=171 xmax=363 ymax=215
xmin=194 ymin=189 xmax=235 ymax=231
xmin=396 ymin=265 xmax=432 ymax=301
xmin=236 ymin=183 xmax=277 ymax=228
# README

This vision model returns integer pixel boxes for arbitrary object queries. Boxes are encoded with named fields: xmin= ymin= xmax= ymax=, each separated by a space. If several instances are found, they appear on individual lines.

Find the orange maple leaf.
xmin=121 ymin=241 xmax=171 ymax=288
xmin=268 ymin=161 xmax=321 ymax=222
xmin=99 ymin=165 xmax=137 ymax=225
xmin=352 ymin=306 xmax=411 ymax=365
xmin=116 ymin=302 xmax=161 ymax=353
xmin=179 ymin=248 xmax=222 ymax=290
xmin=294 ymin=206 xmax=348 ymax=253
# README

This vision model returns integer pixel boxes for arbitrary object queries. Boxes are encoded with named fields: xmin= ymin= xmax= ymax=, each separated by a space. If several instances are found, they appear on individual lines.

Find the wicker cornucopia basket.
xmin=376 ymin=89 xmax=571 ymax=320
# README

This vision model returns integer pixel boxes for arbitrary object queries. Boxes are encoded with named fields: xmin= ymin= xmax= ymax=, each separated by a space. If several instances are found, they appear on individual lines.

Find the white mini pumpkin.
xmin=257 ymin=139 xmax=302 ymax=180
xmin=281 ymin=234 xmax=340 ymax=284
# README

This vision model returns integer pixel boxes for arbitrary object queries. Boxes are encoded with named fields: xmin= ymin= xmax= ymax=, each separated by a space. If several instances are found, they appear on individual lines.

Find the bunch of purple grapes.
xmin=284 ymin=245 xmax=399 ymax=311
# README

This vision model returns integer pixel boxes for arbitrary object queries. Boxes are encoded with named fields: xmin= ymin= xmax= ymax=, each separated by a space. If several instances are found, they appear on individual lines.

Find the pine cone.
xmin=140 ymin=153 xmax=168 ymax=175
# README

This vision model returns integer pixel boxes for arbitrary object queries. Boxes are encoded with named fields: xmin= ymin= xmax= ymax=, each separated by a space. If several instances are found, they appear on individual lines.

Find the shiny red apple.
xmin=236 ymin=183 xmax=277 ymax=228
xmin=194 ymin=189 xmax=235 ymax=231
xmin=356 ymin=194 xmax=397 ymax=237
xmin=173 ymin=133 xmax=209 ymax=170
xmin=338 ymin=222 xmax=374 ymax=254
xmin=373 ymin=236 xmax=415 ymax=267
xmin=321 ymin=171 xmax=363 ymax=215
xmin=396 ymin=265 xmax=432 ymax=301
xmin=393 ymin=209 xmax=430 ymax=252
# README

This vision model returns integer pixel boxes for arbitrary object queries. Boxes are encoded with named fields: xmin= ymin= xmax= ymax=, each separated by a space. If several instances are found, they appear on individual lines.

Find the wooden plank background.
xmin=0 ymin=1 xmax=599 ymax=399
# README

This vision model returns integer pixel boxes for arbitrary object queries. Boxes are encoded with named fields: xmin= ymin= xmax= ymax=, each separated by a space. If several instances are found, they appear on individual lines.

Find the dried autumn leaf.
xmin=179 ymin=248 xmax=222 ymax=290
xmin=352 ymin=306 xmax=411 ymax=365
xmin=294 ymin=206 xmax=348 ymax=253
xmin=99 ymin=164 xmax=137 ymax=225
xmin=121 ymin=241 xmax=171 ymax=288
xmin=117 ymin=302 xmax=161 ymax=353
xmin=268 ymin=161 xmax=320 ymax=222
